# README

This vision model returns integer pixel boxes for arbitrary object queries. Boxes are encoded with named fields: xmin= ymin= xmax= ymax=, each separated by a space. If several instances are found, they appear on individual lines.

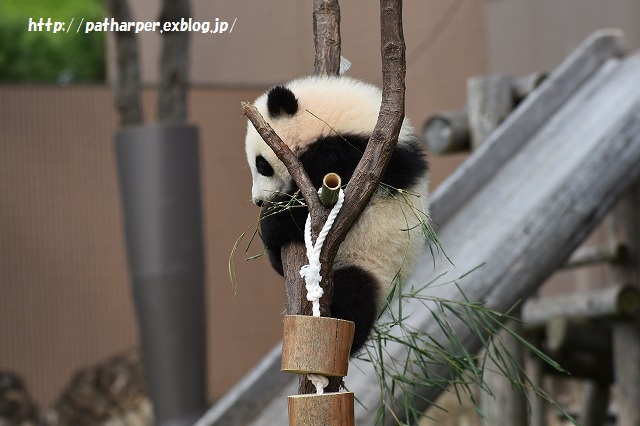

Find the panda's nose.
xmin=253 ymin=198 xmax=264 ymax=207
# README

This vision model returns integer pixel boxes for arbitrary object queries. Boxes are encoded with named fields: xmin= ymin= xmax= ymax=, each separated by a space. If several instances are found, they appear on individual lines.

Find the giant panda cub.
xmin=245 ymin=75 xmax=429 ymax=355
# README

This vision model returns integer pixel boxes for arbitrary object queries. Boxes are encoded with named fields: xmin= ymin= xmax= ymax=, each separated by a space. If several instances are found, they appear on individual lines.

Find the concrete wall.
xmin=485 ymin=0 xmax=640 ymax=75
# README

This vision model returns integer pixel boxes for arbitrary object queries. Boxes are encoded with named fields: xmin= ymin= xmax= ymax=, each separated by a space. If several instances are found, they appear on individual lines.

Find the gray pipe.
xmin=115 ymin=123 xmax=207 ymax=426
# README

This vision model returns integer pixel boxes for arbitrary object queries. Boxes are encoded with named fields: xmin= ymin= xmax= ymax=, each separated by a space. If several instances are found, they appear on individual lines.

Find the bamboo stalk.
xmin=320 ymin=173 xmax=342 ymax=207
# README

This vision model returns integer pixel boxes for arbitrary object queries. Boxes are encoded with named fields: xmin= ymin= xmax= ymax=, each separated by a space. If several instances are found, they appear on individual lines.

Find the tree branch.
xmin=241 ymin=103 xmax=322 ymax=215
xmin=313 ymin=0 xmax=342 ymax=76
xmin=243 ymin=0 xmax=406 ymax=396
xmin=318 ymin=0 xmax=406 ymax=308
xmin=158 ymin=0 xmax=190 ymax=123
xmin=105 ymin=0 xmax=143 ymax=127
xmin=242 ymin=100 xmax=332 ymax=396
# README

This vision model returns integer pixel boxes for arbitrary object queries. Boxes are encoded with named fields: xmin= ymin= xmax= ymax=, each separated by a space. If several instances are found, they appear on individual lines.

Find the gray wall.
xmin=486 ymin=0 xmax=640 ymax=74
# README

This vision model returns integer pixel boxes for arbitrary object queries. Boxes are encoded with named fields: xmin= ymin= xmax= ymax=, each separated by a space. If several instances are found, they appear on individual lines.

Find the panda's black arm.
xmin=260 ymin=135 xmax=363 ymax=276
xmin=259 ymin=194 xmax=309 ymax=276
xmin=299 ymin=134 xmax=428 ymax=193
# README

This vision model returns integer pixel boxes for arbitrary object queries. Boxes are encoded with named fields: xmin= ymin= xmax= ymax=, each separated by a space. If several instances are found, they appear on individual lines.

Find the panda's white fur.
xmin=246 ymin=76 xmax=416 ymax=204
xmin=245 ymin=75 xmax=429 ymax=354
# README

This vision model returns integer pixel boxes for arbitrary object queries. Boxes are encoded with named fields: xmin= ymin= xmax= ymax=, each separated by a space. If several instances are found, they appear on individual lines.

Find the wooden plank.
xmin=522 ymin=284 xmax=640 ymax=329
xmin=430 ymin=29 xmax=624 ymax=227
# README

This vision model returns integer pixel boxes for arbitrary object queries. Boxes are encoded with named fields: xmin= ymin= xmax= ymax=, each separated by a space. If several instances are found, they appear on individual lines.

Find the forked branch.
xmin=242 ymin=0 xmax=407 ymax=395
xmin=318 ymin=0 xmax=406 ymax=308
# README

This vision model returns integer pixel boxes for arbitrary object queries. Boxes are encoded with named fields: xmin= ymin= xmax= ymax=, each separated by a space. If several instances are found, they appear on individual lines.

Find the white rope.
xmin=299 ymin=188 xmax=345 ymax=317
xmin=299 ymin=187 xmax=344 ymax=394
xmin=307 ymin=374 xmax=330 ymax=395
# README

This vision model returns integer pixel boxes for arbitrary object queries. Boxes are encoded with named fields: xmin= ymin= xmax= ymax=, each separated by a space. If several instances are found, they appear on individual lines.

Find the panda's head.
xmin=245 ymin=75 xmax=414 ymax=205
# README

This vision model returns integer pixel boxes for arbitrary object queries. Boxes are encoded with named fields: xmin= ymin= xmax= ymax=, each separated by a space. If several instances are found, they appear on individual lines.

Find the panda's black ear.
xmin=267 ymin=86 xmax=298 ymax=118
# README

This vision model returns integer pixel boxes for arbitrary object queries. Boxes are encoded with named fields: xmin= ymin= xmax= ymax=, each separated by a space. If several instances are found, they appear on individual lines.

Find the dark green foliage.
xmin=0 ymin=0 xmax=105 ymax=83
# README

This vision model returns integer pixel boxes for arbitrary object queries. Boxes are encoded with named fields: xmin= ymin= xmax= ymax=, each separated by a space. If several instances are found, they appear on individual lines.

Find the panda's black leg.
xmin=331 ymin=266 xmax=380 ymax=356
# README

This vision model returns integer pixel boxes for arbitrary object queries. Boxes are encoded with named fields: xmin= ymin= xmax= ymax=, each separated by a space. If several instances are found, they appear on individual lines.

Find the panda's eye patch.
xmin=255 ymin=155 xmax=274 ymax=177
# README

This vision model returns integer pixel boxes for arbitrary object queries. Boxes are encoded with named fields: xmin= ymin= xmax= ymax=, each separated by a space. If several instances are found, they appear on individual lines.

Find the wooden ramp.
xmin=196 ymin=30 xmax=640 ymax=426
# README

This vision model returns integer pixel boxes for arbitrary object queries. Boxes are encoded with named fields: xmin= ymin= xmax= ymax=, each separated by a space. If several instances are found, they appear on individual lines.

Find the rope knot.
xmin=299 ymin=263 xmax=322 ymax=285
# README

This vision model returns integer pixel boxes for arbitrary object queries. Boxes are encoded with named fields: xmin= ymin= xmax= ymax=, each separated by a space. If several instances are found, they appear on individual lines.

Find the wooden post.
xmin=281 ymin=315 xmax=354 ymax=377
xmin=423 ymin=73 xmax=546 ymax=155
xmin=467 ymin=74 xmax=513 ymax=149
xmin=467 ymin=73 xmax=528 ymax=426
xmin=608 ymin=182 xmax=640 ymax=426
xmin=480 ymin=316 xmax=527 ymax=426
xmin=281 ymin=315 xmax=356 ymax=426
xmin=580 ymin=382 xmax=610 ymax=426
xmin=423 ymin=111 xmax=470 ymax=154
xmin=613 ymin=323 xmax=640 ymax=426
xmin=526 ymin=354 xmax=546 ymax=426
xmin=288 ymin=392 xmax=354 ymax=426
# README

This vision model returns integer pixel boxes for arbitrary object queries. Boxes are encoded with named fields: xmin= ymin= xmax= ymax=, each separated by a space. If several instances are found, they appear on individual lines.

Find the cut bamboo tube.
xmin=320 ymin=173 xmax=341 ymax=207
xmin=281 ymin=315 xmax=354 ymax=377
xmin=288 ymin=392 xmax=354 ymax=426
